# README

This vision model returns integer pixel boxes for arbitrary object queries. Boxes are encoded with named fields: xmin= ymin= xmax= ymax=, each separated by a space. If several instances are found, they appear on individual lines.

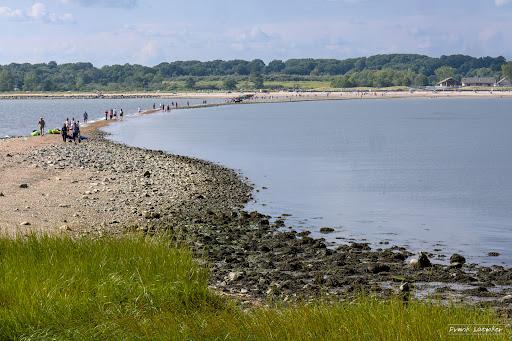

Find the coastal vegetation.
xmin=0 ymin=54 xmax=510 ymax=92
xmin=0 ymin=235 xmax=506 ymax=340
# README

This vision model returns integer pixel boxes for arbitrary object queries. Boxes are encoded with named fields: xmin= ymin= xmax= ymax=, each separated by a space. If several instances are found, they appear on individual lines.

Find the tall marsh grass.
xmin=0 ymin=235 xmax=507 ymax=340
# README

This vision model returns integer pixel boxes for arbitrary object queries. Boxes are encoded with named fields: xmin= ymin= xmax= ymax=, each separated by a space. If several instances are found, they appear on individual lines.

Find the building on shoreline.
xmin=437 ymin=77 xmax=458 ymax=88
xmin=495 ymin=77 xmax=512 ymax=87
xmin=461 ymin=77 xmax=496 ymax=87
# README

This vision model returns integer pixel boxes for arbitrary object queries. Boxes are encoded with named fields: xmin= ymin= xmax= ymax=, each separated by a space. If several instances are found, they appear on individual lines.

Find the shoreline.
xmin=0 ymin=89 xmax=512 ymax=101
xmin=1 ymin=103 xmax=511 ymax=312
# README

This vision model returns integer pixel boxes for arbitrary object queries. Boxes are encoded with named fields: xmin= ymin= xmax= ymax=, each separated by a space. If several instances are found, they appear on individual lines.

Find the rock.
xmin=450 ymin=253 xmax=466 ymax=265
xmin=227 ymin=271 xmax=243 ymax=282
xmin=59 ymin=225 xmax=71 ymax=231
xmin=319 ymin=227 xmax=335 ymax=234
xmin=501 ymin=295 xmax=512 ymax=303
xmin=351 ymin=242 xmax=370 ymax=250
xmin=19 ymin=183 xmax=29 ymax=189
xmin=367 ymin=263 xmax=390 ymax=274
xmin=143 ymin=171 xmax=151 ymax=178
xmin=488 ymin=252 xmax=500 ymax=257
xmin=399 ymin=282 xmax=410 ymax=293
xmin=240 ymin=288 xmax=248 ymax=294
xmin=418 ymin=252 xmax=432 ymax=268
xmin=58 ymin=204 xmax=70 ymax=208
xmin=0 ymin=192 xmax=4 ymax=197
xmin=20 ymin=221 xmax=31 ymax=226
xmin=274 ymin=219 xmax=286 ymax=227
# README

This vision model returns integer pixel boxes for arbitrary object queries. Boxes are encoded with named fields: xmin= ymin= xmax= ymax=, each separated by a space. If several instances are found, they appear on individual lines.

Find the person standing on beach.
xmin=72 ymin=121 xmax=80 ymax=144
xmin=83 ymin=111 xmax=88 ymax=124
xmin=61 ymin=122 xmax=68 ymax=142
xmin=105 ymin=111 xmax=108 ymax=120
xmin=38 ymin=117 xmax=46 ymax=136
xmin=120 ymin=109 xmax=124 ymax=120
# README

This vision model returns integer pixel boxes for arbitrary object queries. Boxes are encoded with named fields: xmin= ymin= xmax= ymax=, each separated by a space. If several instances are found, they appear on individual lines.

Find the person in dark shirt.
xmin=73 ymin=121 xmax=81 ymax=144
xmin=61 ymin=122 xmax=68 ymax=142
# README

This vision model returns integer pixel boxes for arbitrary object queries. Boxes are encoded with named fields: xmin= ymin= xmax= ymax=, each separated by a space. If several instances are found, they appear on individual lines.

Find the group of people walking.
xmin=104 ymin=108 xmax=123 ymax=120
xmin=61 ymin=117 xmax=81 ymax=144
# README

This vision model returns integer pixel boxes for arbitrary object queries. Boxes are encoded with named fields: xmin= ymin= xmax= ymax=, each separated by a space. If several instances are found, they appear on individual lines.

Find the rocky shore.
xmin=1 ymin=129 xmax=511 ymax=316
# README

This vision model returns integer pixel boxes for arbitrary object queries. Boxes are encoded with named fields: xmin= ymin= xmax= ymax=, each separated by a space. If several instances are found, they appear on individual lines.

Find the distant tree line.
xmin=0 ymin=54 xmax=510 ymax=92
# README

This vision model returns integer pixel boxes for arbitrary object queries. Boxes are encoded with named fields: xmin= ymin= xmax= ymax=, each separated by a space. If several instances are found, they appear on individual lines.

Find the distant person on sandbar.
xmin=83 ymin=111 xmax=88 ymax=124
xmin=38 ymin=117 xmax=45 ymax=136
xmin=105 ymin=111 xmax=108 ymax=120
xmin=120 ymin=109 xmax=124 ymax=120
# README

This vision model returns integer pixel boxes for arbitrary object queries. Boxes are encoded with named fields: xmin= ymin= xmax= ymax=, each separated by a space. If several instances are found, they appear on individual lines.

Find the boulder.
xmin=418 ymin=252 xmax=432 ymax=268
xmin=319 ymin=227 xmax=335 ymax=234
xmin=450 ymin=253 xmax=466 ymax=265
xmin=19 ymin=183 xmax=29 ymax=189
xmin=367 ymin=263 xmax=390 ymax=274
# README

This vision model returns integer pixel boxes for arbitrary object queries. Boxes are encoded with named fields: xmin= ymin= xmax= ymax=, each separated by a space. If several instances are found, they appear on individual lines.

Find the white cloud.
xmin=0 ymin=3 xmax=73 ymax=23
xmin=60 ymin=0 xmax=137 ymax=8
xmin=0 ymin=6 xmax=23 ymax=19
xmin=495 ymin=0 xmax=511 ymax=6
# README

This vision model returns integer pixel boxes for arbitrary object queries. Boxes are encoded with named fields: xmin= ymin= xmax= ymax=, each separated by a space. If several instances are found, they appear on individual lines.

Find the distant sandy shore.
xmin=1 ymin=90 xmax=512 ymax=101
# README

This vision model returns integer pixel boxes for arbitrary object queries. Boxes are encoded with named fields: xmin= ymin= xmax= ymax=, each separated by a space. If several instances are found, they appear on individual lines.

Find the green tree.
xmin=435 ymin=66 xmax=456 ymax=82
xmin=0 ymin=69 xmax=14 ymax=91
xmin=413 ymin=74 xmax=429 ymax=87
xmin=501 ymin=61 xmax=512 ymax=80
xmin=184 ymin=77 xmax=196 ymax=89
xmin=331 ymin=76 xmax=354 ymax=88
xmin=223 ymin=78 xmax=238 ymax=90
xmin=250 ymin=73 xmax=264 ymax=89
xmin=23 ymin=72 xmax=38 ymax=91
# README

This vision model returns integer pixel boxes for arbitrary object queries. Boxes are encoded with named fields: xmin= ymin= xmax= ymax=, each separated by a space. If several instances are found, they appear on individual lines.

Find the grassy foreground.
xmin=0 ymin=236 xmax=507 ymax=340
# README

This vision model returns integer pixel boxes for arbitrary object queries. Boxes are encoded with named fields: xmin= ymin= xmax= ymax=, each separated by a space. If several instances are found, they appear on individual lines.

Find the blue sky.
xmin=0 ymin=0 xmax=511 ymax=65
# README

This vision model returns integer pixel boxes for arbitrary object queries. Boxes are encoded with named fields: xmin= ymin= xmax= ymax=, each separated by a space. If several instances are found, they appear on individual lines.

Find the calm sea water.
xmin=0 ymin=97 xmax=223 ymax=137
xmin=104 ymin=98 xmax=512 ymax=265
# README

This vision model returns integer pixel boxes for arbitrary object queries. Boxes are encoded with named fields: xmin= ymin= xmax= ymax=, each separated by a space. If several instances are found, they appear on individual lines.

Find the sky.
xmin=0 ymin=0 xmax=511 ymax=66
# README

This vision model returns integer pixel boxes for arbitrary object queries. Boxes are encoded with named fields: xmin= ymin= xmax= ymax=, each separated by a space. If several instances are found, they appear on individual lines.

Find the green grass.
xmin=0 ymin=236 xmax=508 ymax=340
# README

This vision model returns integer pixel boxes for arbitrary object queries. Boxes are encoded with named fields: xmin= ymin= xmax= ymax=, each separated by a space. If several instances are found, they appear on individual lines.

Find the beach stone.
xmin=501 ymin=295 xmax=512 ymax=303
xmin=58 ymin=204 xmax=70 ymax=208
xmin=227 ymin=271 xmax=243 ymax=282
xmin=418 ymin=252 xmax=432 ymax=268
xmin=319 ymin=227 xmax=335 ymax=234
xmin=59 ymin=224 xmax=71 ymax=231
xmin=488 ymin=252 xmax=500 ymax=257
xmin=450 ymin=254 xmax=466 ymax=265
xmin=367 ymin=263 xmax=390 ymax=274
xmin=19 ymin=183 xmax=29 ymax=189
xmin=143 ymin=171 xmax=151 ymax=178
xmin=0 ymin=192 xmax=4 ymax=197
xmin=20 ymin=221 xmax=31 ymax=226
xmin=399 ymin=282 xmax=410 ymax=293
